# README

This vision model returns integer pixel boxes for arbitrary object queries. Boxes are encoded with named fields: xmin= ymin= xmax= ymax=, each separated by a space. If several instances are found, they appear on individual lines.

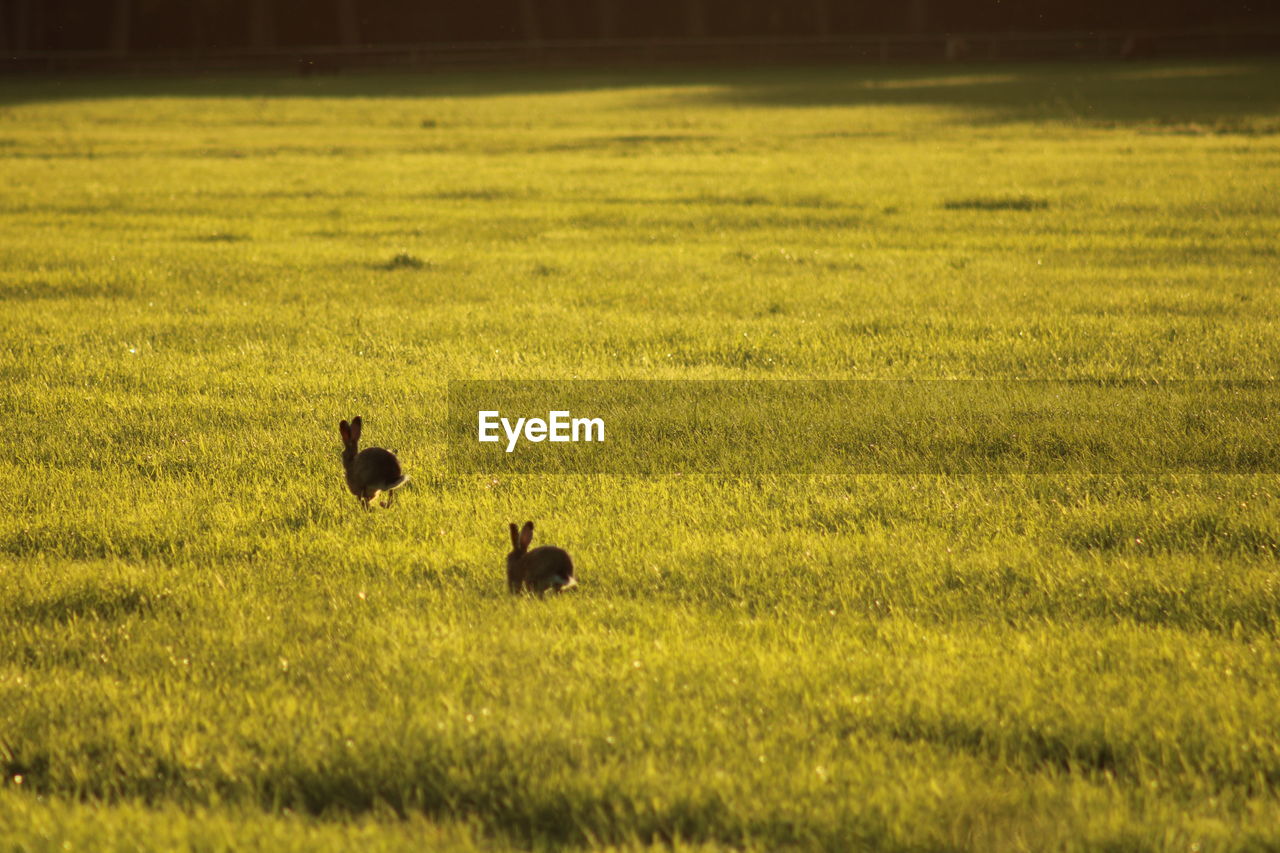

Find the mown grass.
xmin=1 ymin=61 xmax=1279 ymax=850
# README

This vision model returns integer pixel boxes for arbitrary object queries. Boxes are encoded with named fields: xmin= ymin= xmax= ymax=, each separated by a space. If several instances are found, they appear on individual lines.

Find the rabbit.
xmin=338 ymin=416 xmax=408 ymax=508
xmin=507 ymin=521 xmax=577 ymax=596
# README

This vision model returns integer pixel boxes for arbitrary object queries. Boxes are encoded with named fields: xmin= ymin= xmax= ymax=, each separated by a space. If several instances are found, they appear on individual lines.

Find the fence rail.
xmin=3 ymin=29 xmax=1279 ymax=74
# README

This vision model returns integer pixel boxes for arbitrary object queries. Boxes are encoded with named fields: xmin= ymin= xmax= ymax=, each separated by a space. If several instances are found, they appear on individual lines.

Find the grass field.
xmin=2 ymin=60 xmax=1280 ymax=850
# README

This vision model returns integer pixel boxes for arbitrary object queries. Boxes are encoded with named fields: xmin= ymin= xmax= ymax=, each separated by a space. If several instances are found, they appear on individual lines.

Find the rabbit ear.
xmin=509 ymin=523 xmax=521 ymax=550
xmin=350 ymin=416 xmax=363 ymax=442
xmin=520 ymin=521 xmax=534 ymax=550
xmin=339 ymin=420 xmax=352 ymax=442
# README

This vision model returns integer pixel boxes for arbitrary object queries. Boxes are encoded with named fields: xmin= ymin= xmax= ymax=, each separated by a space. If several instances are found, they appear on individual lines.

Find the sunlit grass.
xmin=1 ymin=61 xmax=1279 ymax=850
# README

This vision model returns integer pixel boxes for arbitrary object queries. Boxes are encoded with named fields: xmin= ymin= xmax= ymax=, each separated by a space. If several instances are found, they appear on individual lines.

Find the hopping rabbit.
xmin=338 ymin=416 xmax=408 ymax=508
xmin=507 ymin=521 xmax=577 ymax=595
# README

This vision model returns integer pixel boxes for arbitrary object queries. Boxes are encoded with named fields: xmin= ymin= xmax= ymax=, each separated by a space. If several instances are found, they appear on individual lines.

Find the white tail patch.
xmin=555 ymin=575 xmax=578 ymax=591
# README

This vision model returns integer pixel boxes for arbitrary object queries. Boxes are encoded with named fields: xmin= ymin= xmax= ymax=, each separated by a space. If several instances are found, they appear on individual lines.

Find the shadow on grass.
xmin=943 ymin=196 xmax=1049 ymax=211
xmin=678 ymin=62 xmax=1280 ymax=127
xmin=2 ymin=742 xmax=893 ymax=850
xmin=0 ymin=61 xmax=1278 ymax=128
xmin=3 ymin=580 xmax=162 ymax=624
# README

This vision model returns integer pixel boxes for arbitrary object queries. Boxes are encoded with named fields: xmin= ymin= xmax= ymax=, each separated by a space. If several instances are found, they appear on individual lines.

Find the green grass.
xmin=1 ymin=61 xmax=1279 ymax=850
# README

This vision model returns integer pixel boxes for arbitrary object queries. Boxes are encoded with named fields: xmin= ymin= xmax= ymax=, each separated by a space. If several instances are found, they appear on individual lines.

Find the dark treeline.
xmin=0 ymin=0 xmax=1269 ymax=53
